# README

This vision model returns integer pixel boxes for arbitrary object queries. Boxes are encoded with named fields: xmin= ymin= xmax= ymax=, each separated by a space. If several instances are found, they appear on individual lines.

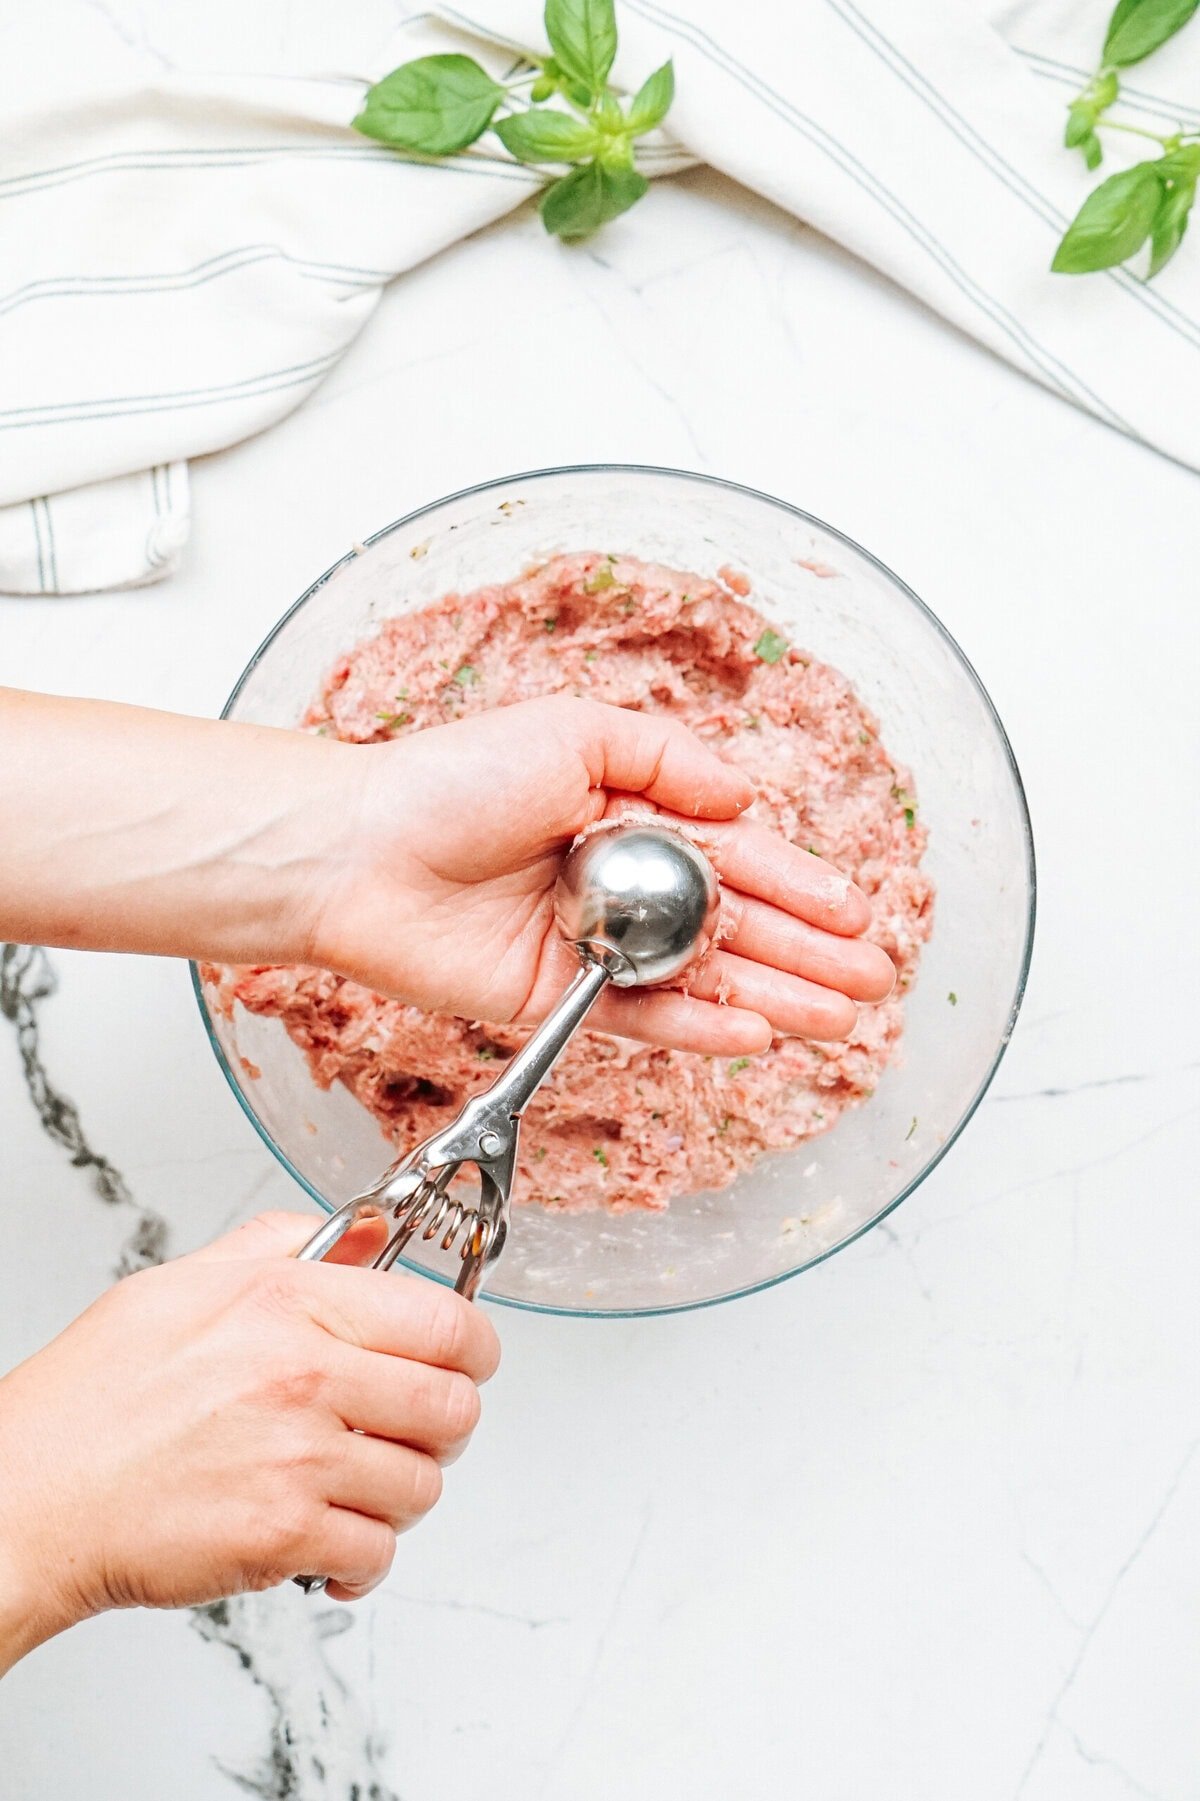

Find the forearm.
xmin=0 ymin=689 xmax=357 ymax=965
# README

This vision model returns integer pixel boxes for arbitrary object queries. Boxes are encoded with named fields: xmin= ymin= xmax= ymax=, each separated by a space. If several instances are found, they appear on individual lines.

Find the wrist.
xmin=299 ymin=735 xmax=428 ymax=991
xmin=0 ymin=1540 xmax=84 ymax=1676
xmin=197 ymin=724 xmax=371 ymax=971
xmin=0 ymin=1403 xmax=94 ymax=1673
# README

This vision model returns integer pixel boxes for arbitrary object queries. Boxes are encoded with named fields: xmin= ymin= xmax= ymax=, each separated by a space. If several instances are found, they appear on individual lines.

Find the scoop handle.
xmin=465 ymin=957 xmax=611 ymax=1122
xmin=289 ymin=958 xmax=610 ymax=1597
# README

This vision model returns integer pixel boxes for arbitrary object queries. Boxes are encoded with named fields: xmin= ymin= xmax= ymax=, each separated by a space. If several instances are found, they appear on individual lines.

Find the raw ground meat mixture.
xmin=211 ymin=553 xmax=934 ymax=1214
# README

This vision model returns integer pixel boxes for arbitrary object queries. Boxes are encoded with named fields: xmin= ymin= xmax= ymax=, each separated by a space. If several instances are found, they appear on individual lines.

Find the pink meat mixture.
xmin=214 ymin=553 xmax=933 ymax=1213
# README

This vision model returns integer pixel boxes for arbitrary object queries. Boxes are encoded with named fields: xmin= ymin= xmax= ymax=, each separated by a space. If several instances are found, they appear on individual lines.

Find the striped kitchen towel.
xmin=2 ymin=0 xmax=1198 ymax=594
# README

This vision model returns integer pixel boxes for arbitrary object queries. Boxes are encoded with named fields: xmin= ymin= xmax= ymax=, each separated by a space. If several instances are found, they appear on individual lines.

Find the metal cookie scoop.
xmin=291 ymin=820 xmax=718 ymax=1593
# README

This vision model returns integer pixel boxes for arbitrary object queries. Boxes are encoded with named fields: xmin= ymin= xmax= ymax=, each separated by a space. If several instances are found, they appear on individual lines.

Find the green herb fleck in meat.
xmin=753 ymin=628 xmax=788 ymax=664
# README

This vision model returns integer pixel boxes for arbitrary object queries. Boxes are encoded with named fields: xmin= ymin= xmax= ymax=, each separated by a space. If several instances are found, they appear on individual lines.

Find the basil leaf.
xmin=1148 ymin=146 xmax=1200 ymax=273
xmin=544 ymin=0 xmax=617 ymax=93
xmin=355 ymin=55 xmax=504 ymax=155
xmin=495 ymin=108 xmax=601 ymax=163
xmin=1162 ymin=142 xmax=1200 ymax=176
xmin=1050 ymin=162 xmax=1163 ymax=271
xmin=1064 ymin=103 xmax=1096 ymax=148
xmin=539 ymin=160 xmax=649 ymax=239
xmin=628 ymin=60 xmax=675 ymax=134
xmin=1103 ymin=0 xmax=1200 ymax=65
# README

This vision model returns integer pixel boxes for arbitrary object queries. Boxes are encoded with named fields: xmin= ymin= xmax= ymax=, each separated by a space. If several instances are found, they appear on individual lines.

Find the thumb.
xmin=189 ymin=1208 xmax=391 ymax=1268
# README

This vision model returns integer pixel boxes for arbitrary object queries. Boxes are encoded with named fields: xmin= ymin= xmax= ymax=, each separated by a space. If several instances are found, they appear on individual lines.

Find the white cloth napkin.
xmin=2 ymin=1 xmax=1198 ymax=594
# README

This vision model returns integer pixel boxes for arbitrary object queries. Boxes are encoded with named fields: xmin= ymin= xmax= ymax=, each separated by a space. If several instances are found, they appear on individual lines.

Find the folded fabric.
xmin=1 ymin=1 xmax=1197 ymax=594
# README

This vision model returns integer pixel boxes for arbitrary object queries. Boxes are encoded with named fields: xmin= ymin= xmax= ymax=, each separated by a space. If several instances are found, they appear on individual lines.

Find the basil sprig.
xmin=1053 ymin=0 xmax=1200 ymax=278
xmin=353 ymin=0 xmax=674 ymax=242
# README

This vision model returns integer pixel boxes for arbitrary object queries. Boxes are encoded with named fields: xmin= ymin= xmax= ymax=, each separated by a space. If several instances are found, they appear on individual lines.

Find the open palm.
xmin=309 ymin=697 xmax=894 ymax=1056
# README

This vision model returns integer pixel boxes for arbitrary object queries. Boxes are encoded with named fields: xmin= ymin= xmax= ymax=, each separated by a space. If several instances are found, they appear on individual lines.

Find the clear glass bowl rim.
xmin=190 ymin=462 xmax=1037 ymax=1319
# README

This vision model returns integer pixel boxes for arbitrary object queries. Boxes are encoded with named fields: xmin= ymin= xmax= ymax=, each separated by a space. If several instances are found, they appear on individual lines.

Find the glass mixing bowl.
xmin=193 ymin=466 xmax=1034 ymax=1317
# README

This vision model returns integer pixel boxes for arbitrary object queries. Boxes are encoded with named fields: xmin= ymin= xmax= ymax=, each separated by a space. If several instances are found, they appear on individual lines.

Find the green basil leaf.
xmin=354 ymin=55 xmax=504 ymax=155
xmin=1083 ymin=132 xmax=1104 ymax=171
xmin=594 ymin=91 xmax=623 ymax=130
xmin=1050 ymin=162 xmax=1163 ymax=272
xmin=544 ymin=0 xmax=617 ymax=93
xmin=1148 ymin=147 xmax=1200 ymax=273
xmin=539 ymin=160 xmax=649 ymax=239
xmin=1148 ymin=183 xmax=1193 ymax=272
xmin=494 ymin=108 xmax=601 ymax=163
xmin=628 ymin=60 xmax=675 ymax=134
xmin=1103 ymin=0 xmax=1200 ymax=66
xmin=1064 ymin=103 xmax=1096 ymax=148
xmin=1161 ymin=142 xmax=1200 ymax=177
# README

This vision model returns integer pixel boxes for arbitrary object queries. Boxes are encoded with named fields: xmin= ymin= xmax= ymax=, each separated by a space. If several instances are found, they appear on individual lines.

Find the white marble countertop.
xmin=2 ymin=5 xmax=1198 ymax=1799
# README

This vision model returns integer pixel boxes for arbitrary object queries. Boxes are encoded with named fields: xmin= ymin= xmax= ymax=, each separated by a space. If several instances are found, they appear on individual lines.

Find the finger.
xmin=288 ymin=1267 xmax=501 ymax=1385
xmin=719 ymin=893 xmax=896 ymax=1002
xmin=685 ymin=949 xmax=857 ymax=1041
xmin=559 ymin=698 xmax=755 ymax=820
xmin=190 ymin=1210 xmax=389 ymax=1268
xmin=520 ymin=926 xmax=770 ymax=1056
xmin=675 ymin=816 xmax=872 ymax=936
xmin=305 ymin=1507 xmax=397 ymax=1602
xmin=189 ymin=1210 xmax=316 ymax=1264
xmin=327 ymin=1346 xmax=482 ymax=1462
xmin=324 ymin=1433 xmax=445 ymax=1532
xmin=590 ymin=985 xmax=773 ymax=1056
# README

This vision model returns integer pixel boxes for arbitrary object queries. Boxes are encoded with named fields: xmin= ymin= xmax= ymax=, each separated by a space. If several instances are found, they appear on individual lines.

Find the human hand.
xmin=0 ymin=1213 xmax=499 ymax=1672
xmin=304 ymin=696 xmax=896 ymax=1055
xmin=0 ymin=688 xmax=893 ymax=1055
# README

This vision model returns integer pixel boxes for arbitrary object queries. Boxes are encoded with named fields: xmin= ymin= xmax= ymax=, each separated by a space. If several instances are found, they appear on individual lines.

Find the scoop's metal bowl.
xmin=555 ymin=823 xmax=720 ymax=988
